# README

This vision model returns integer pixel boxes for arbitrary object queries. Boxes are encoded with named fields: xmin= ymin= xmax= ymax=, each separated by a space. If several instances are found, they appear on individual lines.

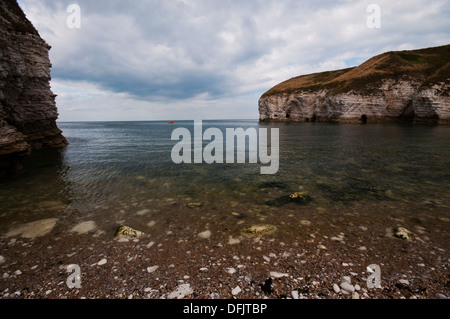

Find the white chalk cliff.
xmin=259 ymin=44 xmax=449 ymax=124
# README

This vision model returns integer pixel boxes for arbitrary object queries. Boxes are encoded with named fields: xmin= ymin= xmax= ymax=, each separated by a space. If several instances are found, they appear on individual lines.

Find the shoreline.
xmin=1 ymin=201 xmax=448 ymax=299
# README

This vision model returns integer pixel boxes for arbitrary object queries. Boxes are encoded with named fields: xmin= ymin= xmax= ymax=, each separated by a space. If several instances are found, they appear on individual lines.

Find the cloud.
xmin=18 ymin=0 xmax=450 ymax=121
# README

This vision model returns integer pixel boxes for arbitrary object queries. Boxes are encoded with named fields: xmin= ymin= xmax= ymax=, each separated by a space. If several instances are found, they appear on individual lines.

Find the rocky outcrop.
xmin=259 ymin=44 xmax=450 ymax=124
xmin=0 ymin=0 xmax=68 ymax=179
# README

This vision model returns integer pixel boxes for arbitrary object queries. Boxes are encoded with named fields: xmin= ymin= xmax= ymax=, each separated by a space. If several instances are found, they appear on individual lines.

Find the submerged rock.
xmin=114 ymin=225 xmax=143 ymax=238
xmin=266 ymin=192 xmax=312 ymax=207
xmin=5 ymin=218 xmax=58 ymax=239
xmin=71 ymin=221 xmax=97 ymax=234
xmin=393 ymin=227 xmax=413 ymax=240
xmin=186 ymin=202 xmax=203 ymax=209
xmin=242 ymin=224 xmax=277 ymax=236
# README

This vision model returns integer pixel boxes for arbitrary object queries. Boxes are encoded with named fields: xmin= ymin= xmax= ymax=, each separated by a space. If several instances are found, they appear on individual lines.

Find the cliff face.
xmin=0 ymin=0 xmax=68 ymax=178
xmin=259 ymin=44 xmax=450 ymax=124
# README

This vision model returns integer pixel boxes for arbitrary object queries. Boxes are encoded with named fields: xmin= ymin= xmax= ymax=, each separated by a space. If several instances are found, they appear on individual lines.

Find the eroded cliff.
xmin=259 ymin=44 xmax=450 ymax=124
xmin=0 ymin=0 xmax=68 ymax=178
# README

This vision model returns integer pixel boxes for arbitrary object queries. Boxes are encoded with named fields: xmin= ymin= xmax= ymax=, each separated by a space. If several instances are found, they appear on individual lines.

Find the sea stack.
xmin=0 ymin=0 xmax=68 ymax=179
xmin=259 ymin=44 xmax=450 ymax=124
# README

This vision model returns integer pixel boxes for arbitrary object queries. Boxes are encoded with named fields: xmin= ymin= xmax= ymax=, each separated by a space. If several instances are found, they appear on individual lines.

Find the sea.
xmin=1 ymin=120 xmax=450 ymax=239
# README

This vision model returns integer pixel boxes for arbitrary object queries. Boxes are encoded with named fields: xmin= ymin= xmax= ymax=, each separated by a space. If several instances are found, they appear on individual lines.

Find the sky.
xmin=17 ymin=0 xmax=450 ymax=122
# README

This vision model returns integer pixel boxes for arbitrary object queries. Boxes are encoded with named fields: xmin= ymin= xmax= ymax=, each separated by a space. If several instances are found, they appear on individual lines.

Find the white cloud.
xmin=18 ymin=0 xmax=450 ymax=121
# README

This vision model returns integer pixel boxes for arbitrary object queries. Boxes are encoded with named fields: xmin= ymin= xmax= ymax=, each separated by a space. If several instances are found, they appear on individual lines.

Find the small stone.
xmin=97 ymin=259 xmax=107 ymax=266
xmin=136 ymin=209 xmax=150 ymax=215
xmin=358 ymin=246 xmax=367 ymax=251
xmin=14 ymin=270 xmax=22 ymax=276
xmin=299 ymin=220 xmax=311 ymax=226
xmin=435 ymin=293 xmax=447 ymax=299
xmin=352 ymin=292 xmax=360 ymax=299
xmin=398 ymin=279 xmax=409 ymax=285
xmin=168 ymin=284 xmax=193 ymax=299
xmin=342 ymin=276 xmax=351 ymax=284
xmin=147 ymin=265 xmax=159 ymax=273
xmin=270 ymin=271 xmax=289 ymax=278
xmin=232 ymin=286 xmax=241 ymax=295
xmin=228 ymin=236 xmax=240 ymax=245
xmin=0 ymin=256 xmax=5 ymax=264
xmin=187 ymin=202 xmax=203 ymax=209
xmin=114 ymin=225 xmax=143 ymax=238
xmin=317 ymin=244 xmax=327 ymax=250
xmin=354 ymin=284 xmax=361 ymax=291
xmin=226 ymin=268 xmax=237 ymax=275
xmin=291 ymin=290 xmax=299 ymax=299
xmin=198 ymin=230 xmax=211 ymax=239
xmin=242 ymin=224 xmax=276 ymax=236
xmin=393 ymin=227 xmax=413 ymax=240
xmin=199 ymin=267 xmax=208 ymax=272
xmin=340 ymin=282 xmax=355 ymax=293
xmin=333 ymin=284 xmax=340 ymax=293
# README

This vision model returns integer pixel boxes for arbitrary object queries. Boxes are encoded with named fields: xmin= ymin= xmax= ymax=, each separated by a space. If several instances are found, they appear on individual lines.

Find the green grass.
xmin=262 ymin=44 xmax=450 ymax=98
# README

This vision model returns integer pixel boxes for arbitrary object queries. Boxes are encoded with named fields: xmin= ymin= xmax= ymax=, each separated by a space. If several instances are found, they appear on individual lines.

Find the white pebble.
xmin=226 ymin=268 xmax=237 ymax=275
xmin=0 ymin=256 xmax=5 ymax=264
xmin=333 ymin=284 xmax=340 ymax=293
xmin=354 ymin=284 xmax=361 ymax=291
xmin=14 ymin=270 xmax=22 ymax=276
xmin=270 ymin=271 xmax=289 ymax=278
xmin=342 ymin=276 xmax=351 ymax=284
xmin=198 ymin=230 xmax=211 ymax=239
xmin=398 ymin=279 xmax=409 ymax=285
xmin=97 ymin=259 xmax=107 ymax=266
xmin=291 ymin=290 xmax=299 ymax=299
xmin=147 ymin=265 xmax=159 ymax=273
xmin=340 ymin=282 xmax=355 ymax=293
xmin=232 ymin=286 xmax=241 ymax=295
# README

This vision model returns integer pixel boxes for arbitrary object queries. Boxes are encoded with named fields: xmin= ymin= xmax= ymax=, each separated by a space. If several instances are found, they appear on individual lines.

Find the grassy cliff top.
xmin=262 ymin=44 xmax=450 ymax=97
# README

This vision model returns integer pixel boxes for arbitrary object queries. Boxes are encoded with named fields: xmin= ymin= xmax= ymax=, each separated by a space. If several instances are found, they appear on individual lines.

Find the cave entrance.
xmin=360 ymin=114 xmax=368 ymax=124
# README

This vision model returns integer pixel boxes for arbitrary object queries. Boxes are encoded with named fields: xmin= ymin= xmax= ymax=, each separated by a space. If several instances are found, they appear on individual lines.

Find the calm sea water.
xmin=1 ymin=120 xmax=449 ymax=237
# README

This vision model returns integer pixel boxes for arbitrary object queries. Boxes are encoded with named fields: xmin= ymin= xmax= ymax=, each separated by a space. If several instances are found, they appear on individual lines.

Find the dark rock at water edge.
xmin=0 ymin=0 xmax=68 ymax=180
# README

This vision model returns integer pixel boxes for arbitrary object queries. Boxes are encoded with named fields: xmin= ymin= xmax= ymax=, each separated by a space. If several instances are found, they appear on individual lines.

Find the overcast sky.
xmin=18 ymin=0 xmax=450 ymax=121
